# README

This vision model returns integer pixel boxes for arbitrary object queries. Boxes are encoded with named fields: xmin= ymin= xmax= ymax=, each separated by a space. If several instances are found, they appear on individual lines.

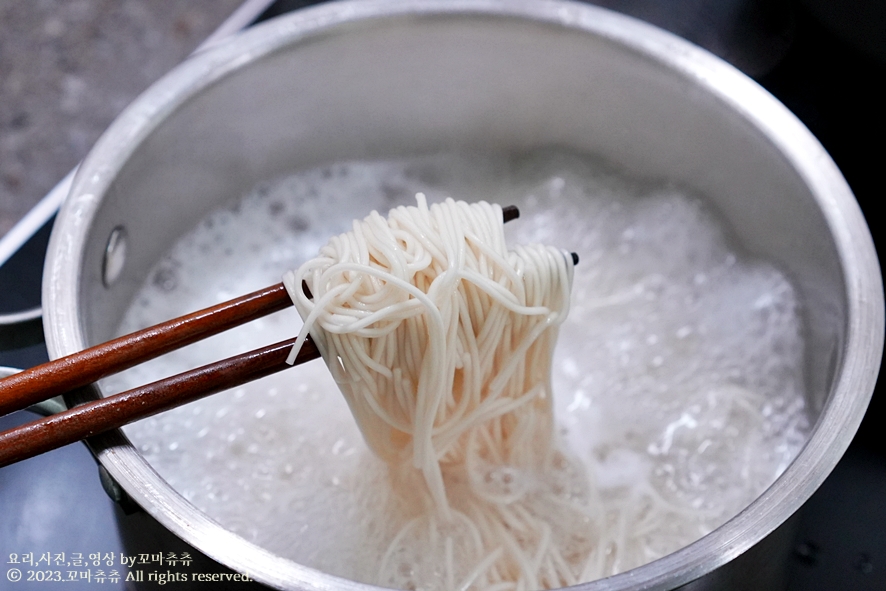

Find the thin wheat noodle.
xmin=284 ymin=195 xmax=597 ymax=590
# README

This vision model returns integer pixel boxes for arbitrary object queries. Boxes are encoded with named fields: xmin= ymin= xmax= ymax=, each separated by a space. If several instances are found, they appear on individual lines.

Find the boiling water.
xmin=106 ymin=151 xmax=809 ymax=585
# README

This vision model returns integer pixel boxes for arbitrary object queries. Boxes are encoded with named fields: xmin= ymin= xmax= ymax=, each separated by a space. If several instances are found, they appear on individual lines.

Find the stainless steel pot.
xmin=41 ymin=1 xmax=883 ymax=589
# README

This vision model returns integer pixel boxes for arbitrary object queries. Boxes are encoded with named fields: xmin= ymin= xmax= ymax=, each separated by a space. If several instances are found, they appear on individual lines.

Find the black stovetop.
xmin=1 ymin=2 xmax=884 ymax=590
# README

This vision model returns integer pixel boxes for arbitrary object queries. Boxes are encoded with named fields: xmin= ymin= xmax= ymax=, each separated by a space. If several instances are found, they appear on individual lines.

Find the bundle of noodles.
xmin=284 ymin=196 xmax=599 ymax=591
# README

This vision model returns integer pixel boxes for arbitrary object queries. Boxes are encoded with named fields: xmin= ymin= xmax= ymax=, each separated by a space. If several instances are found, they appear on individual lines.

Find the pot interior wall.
xmin=78 ymin=11 xmax=844 ymax=423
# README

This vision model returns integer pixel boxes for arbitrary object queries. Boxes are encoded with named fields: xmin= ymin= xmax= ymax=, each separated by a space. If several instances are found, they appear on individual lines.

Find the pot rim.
xmin=42 ymin=1 xmax=884 ymax=590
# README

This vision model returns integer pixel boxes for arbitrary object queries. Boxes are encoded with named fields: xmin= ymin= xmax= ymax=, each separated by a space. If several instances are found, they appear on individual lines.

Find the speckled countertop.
xmin=0 ymin=0 xmax=244 ymax=238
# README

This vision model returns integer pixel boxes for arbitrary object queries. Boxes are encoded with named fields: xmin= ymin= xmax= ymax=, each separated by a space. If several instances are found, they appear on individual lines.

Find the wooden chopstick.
xmin=0 ymin=204 xmax=522 ymax=467
xmin=0 ymin=205 xmax=520 ymax=418
xmin=0 ymin=337 xmax=319 ymax=467
xmin=0 ymin=283 xmax=293 ymax=418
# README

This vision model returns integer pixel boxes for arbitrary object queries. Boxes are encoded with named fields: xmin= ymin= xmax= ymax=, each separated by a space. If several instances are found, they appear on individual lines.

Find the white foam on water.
xmin=104 ymin=151 xmax=809 ymax=586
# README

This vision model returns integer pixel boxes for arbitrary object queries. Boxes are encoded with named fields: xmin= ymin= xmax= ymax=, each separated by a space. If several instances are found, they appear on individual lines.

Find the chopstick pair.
xmin=0 ymin=205 xmax=524 ymax=467
xmin=0 ymin=283 xmax=309 ymax=467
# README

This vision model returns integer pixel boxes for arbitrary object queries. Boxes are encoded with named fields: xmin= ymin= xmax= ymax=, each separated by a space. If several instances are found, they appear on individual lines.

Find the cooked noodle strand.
xmin=284 ymin=197 xmax=595 ymax=591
